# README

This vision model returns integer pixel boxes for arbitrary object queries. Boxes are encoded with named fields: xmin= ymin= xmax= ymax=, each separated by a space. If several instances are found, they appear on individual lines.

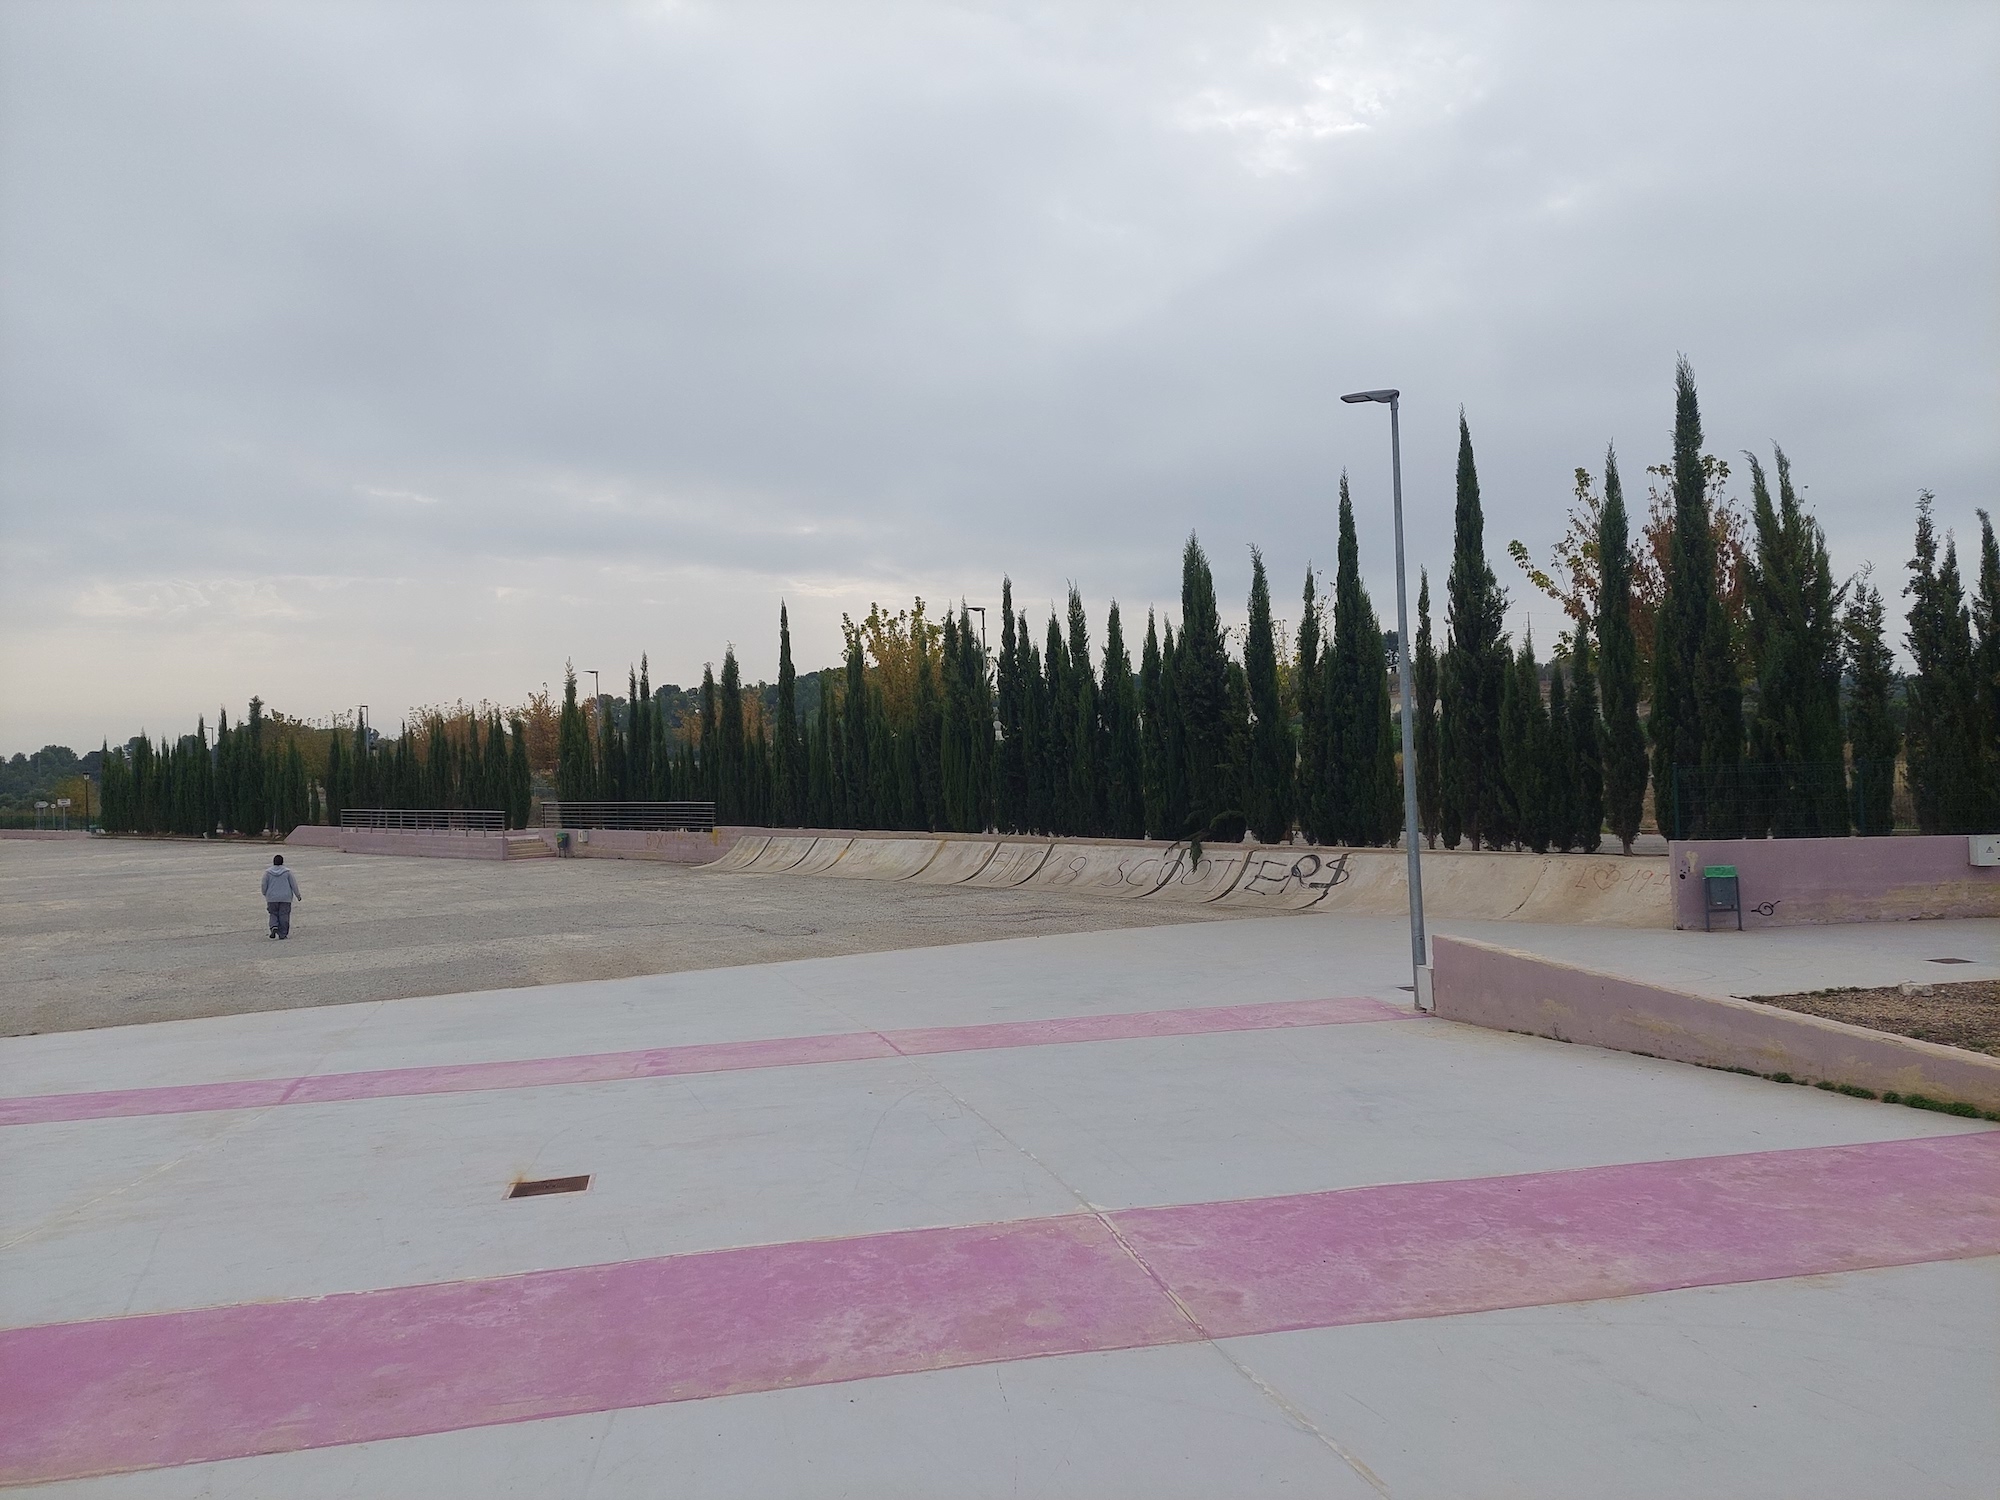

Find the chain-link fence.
xmin=1669 ymin=761 xmax=1906 ymax=840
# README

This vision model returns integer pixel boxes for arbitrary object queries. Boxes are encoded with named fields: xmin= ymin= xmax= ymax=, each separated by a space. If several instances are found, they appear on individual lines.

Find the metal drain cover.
xmin=509 ymin=1174 xmax=591 ymax=1199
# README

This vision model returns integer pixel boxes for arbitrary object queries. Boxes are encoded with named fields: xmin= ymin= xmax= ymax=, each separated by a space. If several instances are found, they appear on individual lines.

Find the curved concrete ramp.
xmin=964 ymin=842 xmax=1054 ymax=887
xmin=1220 ymin=848 xmax=1360 ymax=910
xmin=1027 ymin=845 xmax=1162 ymax=898
xmin=788 ymin=837 xmax=853 ymax=874
xmin=816 ymin=838 xmax=944 ymax=880
xmin=703 ymin=835 xmax=770 ymax=872
xmin=1147 ymin=846 xmax=1252 ymax=902
xmin=744 ymin=836 xmax=818 ymax=873
xmin=1215 ymin=846 xmax=1673 ymax=926
xmin=906 ymin=841 xmax=1000 ymax=884
xmin=1509 ymin=854 xmax=1675 ymax=926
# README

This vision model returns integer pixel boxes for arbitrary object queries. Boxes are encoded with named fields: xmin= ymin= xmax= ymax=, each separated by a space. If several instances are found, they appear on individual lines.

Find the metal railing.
xmin=538 ymin=801 xmax=717 ymax=831
xmin=340 ymin=808 xmax=506 ymax=831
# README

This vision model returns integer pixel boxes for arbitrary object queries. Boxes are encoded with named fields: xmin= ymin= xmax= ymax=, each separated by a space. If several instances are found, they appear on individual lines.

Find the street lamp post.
xmin=1340 ymin=388 xmax=1429 ymax=1008
xmin=966 ymin=605 xmax=987 ymax=657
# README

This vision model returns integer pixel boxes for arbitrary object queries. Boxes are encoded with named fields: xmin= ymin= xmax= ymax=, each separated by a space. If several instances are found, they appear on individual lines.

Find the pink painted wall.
xmin=1667 ymin=835 xmax=2000 ymax=929
xmin=1430 ymin=934 xmax=2000 ymax=1111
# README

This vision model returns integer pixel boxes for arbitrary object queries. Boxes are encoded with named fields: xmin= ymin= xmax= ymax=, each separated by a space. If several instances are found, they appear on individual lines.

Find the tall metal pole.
xmin=1387 ymin=396 xmax=1428 ymax=1003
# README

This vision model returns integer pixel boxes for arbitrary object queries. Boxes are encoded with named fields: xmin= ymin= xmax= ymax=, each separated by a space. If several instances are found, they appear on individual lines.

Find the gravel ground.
xmin=1749 ymin=981 xmax=2000 ymax=1057
xmin=0 ymin=838 xmax=1276 ymax=1036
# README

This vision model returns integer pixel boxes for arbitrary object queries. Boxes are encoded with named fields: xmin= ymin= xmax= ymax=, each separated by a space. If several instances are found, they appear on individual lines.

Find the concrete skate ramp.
xmin=1214 ymin=846 xmax=1671 ymax=925
xmin=1026 ymin=844 xmax=1165 ymax=898
xmin=963 ymin=842 xmax=1054 ymax=887
xmin=1146 ymin=845 xmax=1253 ymax=902
xmin=815 ymin=838 xmax=944 ymax=880
xmin=703 ymin=835 xmax=770 ymax=872
xmin=743 ymin=835 xmax=819 ymax=873
xmin=787 ymin=837 xmax=853 ymax=874
xmin=906 ymin=841 xmax=1001 ymax=884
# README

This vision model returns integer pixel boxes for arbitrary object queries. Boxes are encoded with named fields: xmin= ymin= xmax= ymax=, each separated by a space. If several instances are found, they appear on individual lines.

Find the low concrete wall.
xmin=1667 ymin=835 xmax=2000 ymax=929
xmin=1431 ymin=934 xmax=2000 ymax=1112
xmin=285 ymin=826 xmax=506 ymax=860
xmin=286 ymin=824 xmax=756 ymax=864
xmin=0 ymin=830 xmax=90 ymax=841
xmin=537 ymin=827 xmax=753 ymax=864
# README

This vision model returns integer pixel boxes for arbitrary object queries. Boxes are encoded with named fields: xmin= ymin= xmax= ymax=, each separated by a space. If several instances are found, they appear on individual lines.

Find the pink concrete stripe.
xmin=1112 ymin=1129 xmax=2000 ymax=1336
xmin=3 ymin=1133 xmax=1994 ymax=1484
xmin=0 ymin=997 xmax=1403 ymax=1126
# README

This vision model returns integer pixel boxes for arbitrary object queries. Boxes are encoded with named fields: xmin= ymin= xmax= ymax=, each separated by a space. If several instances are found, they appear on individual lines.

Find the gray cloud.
xmin=3 ymin=1 xmax=1995 ymax=747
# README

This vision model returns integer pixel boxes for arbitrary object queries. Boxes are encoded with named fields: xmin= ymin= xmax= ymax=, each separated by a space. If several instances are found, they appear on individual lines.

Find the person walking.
xmin=262 ymin=854 xmax=302 ymax=940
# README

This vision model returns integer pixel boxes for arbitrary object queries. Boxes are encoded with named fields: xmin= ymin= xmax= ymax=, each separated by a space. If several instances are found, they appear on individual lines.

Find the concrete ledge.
xmin=1668 ymin=835 xmax=2000 ymax=928
xmin=1431 ymin=934 xmax=2000 ymax=1113
xmin=0 ymin=830 xmax=90 ymax=841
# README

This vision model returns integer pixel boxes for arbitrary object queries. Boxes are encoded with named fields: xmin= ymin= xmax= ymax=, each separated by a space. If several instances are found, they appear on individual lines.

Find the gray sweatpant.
xmin=266 ymin=901 xmax=292 ymax=938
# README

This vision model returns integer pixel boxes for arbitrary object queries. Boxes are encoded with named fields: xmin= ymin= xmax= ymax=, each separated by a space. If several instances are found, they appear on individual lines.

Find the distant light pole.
xmin=1341 ymin=387 xmax=1429 ymax=1008
xmin=966 ymin=605 xmax=987 ymax=656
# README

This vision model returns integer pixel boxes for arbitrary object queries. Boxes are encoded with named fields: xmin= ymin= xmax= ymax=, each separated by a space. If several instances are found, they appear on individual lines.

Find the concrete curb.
xmin=1431 ymin=934 xmax=2000 ymax=1113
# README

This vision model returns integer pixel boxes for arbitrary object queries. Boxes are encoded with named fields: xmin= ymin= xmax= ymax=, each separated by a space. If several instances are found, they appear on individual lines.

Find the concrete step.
xmin=501 ymin=834 xmax=552 ymax=859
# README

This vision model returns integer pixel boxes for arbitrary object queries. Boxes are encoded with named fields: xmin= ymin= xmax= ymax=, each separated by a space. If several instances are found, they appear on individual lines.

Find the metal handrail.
xmin=340 ymin=809 xmax=505 ymax=831
xmin=537 ymin=801 xmax=717 ymax=831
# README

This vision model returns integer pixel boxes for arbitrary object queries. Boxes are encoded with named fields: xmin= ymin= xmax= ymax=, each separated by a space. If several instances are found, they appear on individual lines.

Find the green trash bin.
xmin=1703 ymin=865 xmax=1741 ymax=931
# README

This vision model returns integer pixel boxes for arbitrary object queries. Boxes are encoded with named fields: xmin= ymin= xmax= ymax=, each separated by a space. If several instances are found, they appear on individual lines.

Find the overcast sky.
xmin=2 ymin=1 xmax=1995 ymax=752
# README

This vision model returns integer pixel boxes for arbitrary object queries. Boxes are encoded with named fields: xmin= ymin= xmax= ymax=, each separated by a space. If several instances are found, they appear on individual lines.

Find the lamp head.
xmin=1341 ymin=389 xmax=1399 ymax=404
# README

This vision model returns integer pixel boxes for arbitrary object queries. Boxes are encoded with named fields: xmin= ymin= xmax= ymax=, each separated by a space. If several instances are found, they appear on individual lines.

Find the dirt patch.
xmin=1748 ymin=981 xmax=2000 ymax=1057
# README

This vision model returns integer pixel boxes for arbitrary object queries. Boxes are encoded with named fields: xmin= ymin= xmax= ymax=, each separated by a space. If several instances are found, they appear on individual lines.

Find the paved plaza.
xmin=2 ymin=884 xmax=1995 ymax=1497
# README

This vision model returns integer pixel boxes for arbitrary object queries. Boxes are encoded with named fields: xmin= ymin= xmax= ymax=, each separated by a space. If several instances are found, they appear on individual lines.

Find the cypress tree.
xmin=1243 ymin=549 xmax=1290 ymax=843
xmin=558 ymin=679 xmax=590 ymax=804
xmin=507 ymin=715 xmax=532 ymax=827
xmin=995 ymin=580 xmax=1027 ymax=833
xmin=1019 ymin=621 xmax=1049 ymax=834
xmin=1501 ymin=634 xmax=1550 ymax=852
xmin=1843 ymin=582 xmax=1898 ymax=835
xmin=1597 ymin=445 xmax=1647 ymax=852
xmin=773 ymin=607 xmax=801 ymax=824
xmin=1569 ymin=624 xmax=1606 ymax=852
xmin=840 ymin=632 xmax=869 ymax=826
xmin=1218 ymin=658 xmax=1251 ymax=843
xmin=1294 ymin=569 xmax=1327 ymax=844
xmin=1101 ymin=601 xmax=1145 ymax=839
xmin=1326 ymin=477 xmax=1399 ymax=846
xmin=1744 ymin=447 xmax=1846 ymax=836
xmin=1546 ymin=656 xmax=1578 ymax=850
xmin=718 ymin=648 xmax=746 ymax=822
xmin=1443 ymin=416 xmax=1509 ymax=849
xmin=1413 ymin=569 xmax=1441 ymax=848
xmin=1063 ymin=588 xmax=1102 ymax=836
xmin=1650 ymin=358 xmax=1741 ymax=838
xmin=915 ymin=618 xmax=944 ymax=829
xmin=939 ymin=612 xmax=971 ymax=830
xmin=1139 ymin=611 xmax=1167 ymax=839
xmin=1904 ymin=493 xmax=1987 ymax=833
xmin=809 ymin=675 xmax=836 ymax=826
xmin=966 ymin=602 xmax=996 ymax=831
xmin=1158 ymin=621 xmax=1188 ymax=837
xmin=324 ymin=731 xmax=346 ymax=828
xmin=1041 ymin=613 xmax=1069 ymax=832
xmin=1175 ymin=535 xmax=1231 ymax=836
xmin=1975 ymin=511 xmax=2000 ymax=824
xmin=866 ymin=687 xmax=897 ymax=830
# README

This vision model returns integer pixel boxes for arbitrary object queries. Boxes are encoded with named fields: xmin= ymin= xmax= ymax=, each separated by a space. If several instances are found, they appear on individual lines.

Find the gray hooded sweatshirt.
xmin=261 ymin=867 xmax=302 ymax=903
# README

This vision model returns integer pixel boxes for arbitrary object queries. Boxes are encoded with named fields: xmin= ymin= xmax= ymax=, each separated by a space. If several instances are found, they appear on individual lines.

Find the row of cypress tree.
xmin=100 ymin=699 xmax=316 ymax=837
xmin=99 ymin=705 xmax=536 ymax=835
xmin=561 ymin=362 xmax=1997 ymax=848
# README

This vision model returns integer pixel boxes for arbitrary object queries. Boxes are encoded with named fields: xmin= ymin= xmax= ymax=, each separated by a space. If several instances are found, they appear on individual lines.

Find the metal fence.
xmin=1669 ymin=761 xmax=1906 ymax=840
xmin=537 ymin=801 xmax=717 ymax=831
xmin=340 ymin=808 xmax=506 ymax=831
